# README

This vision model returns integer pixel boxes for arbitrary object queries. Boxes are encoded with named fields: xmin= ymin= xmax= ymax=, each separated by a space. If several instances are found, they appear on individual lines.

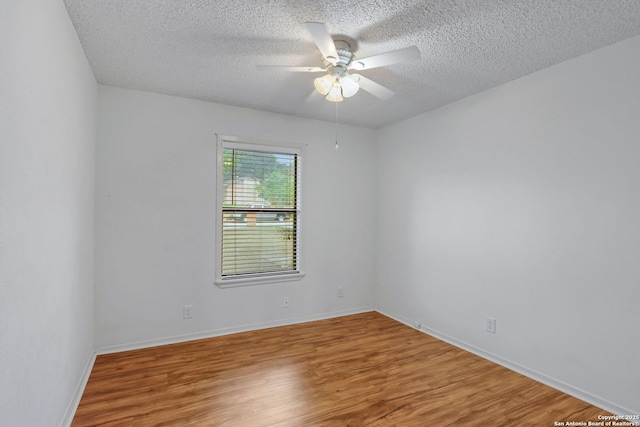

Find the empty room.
xmin=2 ymin=0 xmax=640 ymax=426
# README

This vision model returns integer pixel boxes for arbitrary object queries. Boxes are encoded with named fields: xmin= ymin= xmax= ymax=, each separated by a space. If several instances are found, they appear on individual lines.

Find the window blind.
xmin=221 ymin=147 xmax=298 ymax=278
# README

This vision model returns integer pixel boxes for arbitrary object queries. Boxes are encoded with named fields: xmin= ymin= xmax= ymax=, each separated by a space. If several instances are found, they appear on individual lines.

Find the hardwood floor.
xmin=73 ymin=312 xmax=609 ymax=426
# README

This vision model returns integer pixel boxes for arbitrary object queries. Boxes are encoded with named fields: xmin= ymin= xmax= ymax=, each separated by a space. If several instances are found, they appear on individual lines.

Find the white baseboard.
xmin=376 ymin=308 xmax=638 ymax=422
xmin=59 ymin=351 xmax=96 ymax=427
xmin=96 ymin=306 xmax=374 ymax=355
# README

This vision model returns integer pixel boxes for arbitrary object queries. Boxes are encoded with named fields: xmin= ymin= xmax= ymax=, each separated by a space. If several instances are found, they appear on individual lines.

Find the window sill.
xmin=215 ymin=271 xmax=305 ymax=288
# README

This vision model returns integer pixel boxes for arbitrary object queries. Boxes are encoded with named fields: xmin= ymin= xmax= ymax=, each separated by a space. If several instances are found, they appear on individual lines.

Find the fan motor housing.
xmin=324 ymin=40 xmax=355 ymax=77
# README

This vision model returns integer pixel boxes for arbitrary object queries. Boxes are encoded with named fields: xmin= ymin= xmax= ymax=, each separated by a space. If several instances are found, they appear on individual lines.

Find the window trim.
xmin=214 ymin=134 xmax=305 ymax=287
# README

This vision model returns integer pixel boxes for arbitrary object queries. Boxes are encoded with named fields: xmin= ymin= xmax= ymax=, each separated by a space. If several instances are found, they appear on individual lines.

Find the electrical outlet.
xmin=183 ymin=305 xmax=193 ymax=319
xmin=283 ymin=297 xmax=290 ymax=308
xmin=337 ymin=287 xmax=344 ymax=298
xmin=486 ymin=317 xmax=496 ymax=334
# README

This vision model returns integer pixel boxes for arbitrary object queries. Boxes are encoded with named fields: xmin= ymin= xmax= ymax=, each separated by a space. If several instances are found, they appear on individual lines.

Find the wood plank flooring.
xmin=73 ymin=312 xmax=609 ymax=426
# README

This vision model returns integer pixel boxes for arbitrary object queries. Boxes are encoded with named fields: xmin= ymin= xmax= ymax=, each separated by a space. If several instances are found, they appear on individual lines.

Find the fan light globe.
xmin=314 ymin=74 xmax=334 ymax=95
xmin=340 ymin=76 xmax=360 ymax=98
xmin=326 ymin=82 xmax=344 ymax=102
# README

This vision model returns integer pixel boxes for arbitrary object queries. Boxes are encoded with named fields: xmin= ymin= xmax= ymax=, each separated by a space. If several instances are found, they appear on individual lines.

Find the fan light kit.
xmin=257 ymin=22 xmax=420 ymax=102
xmin=313 ymin=40 xmax=361 ymax=102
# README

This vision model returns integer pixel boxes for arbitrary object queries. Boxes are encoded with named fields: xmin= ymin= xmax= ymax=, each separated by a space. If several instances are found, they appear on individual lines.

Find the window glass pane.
xmin=221 ymin=213 xmax=297 ymax=277
xmin=222 ymin=149 xmax=296 ymax=209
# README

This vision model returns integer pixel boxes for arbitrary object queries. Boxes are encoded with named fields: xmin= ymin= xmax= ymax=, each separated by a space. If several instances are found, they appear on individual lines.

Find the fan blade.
xmin=256 ymin=65 xmax=326 ymax=72
xmin=349 ymin=46 xmax=420 ymax=70
xmin=353 ymin=74 xmax=395 ymax=100
xmin=304 ymin=22 xmax=339 ymax=65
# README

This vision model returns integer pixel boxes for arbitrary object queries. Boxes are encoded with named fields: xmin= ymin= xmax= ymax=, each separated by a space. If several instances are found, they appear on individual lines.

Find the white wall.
xmin=0 ymin=1 xmax=96 ymax=426
xmin=375 ymin=35 xmax=640 ymax=414
xmin=95 ymin=85 xmax=376 ymax=350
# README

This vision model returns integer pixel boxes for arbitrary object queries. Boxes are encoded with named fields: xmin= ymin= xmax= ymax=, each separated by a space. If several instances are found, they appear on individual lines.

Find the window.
xmin=215 ymin=136 xmax=304 ymax=286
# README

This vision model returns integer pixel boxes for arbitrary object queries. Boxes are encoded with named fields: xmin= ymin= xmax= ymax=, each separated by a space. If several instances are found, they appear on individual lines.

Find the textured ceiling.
xmin=63 ymin=0 xmax=640 ymax=128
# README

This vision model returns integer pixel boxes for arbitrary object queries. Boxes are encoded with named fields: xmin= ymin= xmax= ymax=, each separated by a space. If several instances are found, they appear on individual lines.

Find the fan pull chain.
xmin=335 ymin=100 xmax=339 ymax=150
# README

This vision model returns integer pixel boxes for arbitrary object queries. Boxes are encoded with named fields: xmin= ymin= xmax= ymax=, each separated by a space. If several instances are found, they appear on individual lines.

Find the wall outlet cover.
xmin=486 ymin=317 xmax=496 ymax=334
xmin=183 ymin=305 xmax=193 ymax=319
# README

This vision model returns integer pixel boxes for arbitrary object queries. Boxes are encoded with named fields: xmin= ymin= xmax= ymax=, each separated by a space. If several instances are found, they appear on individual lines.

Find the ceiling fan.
xmin=256 ymin=22 xmax=421 ymax=102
